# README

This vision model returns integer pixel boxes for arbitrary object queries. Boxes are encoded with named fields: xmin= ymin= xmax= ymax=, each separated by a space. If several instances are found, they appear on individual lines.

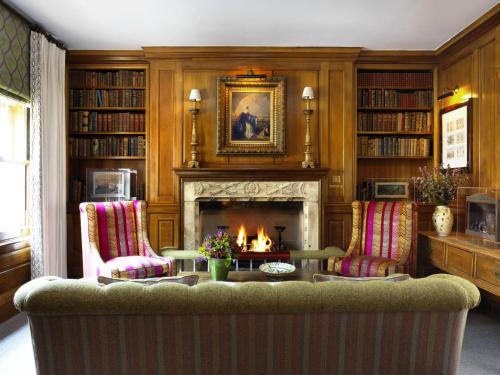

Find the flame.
xmin=236 ymin=224 xmax=247 ymax=249
xmin=251 ymin=226 xmax=272 ymax=252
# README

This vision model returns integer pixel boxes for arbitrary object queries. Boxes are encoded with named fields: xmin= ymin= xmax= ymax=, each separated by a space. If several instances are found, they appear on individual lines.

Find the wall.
xmin=438 ymin=23 xmax=499 ymax=187
xmin=144 ymin=48 xmax=359 ymax=251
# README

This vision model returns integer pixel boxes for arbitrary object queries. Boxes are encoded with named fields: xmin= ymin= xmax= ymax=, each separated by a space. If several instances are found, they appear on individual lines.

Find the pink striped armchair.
xmin=328 ymin=201 xmax=417 ymax=277
xmin=79 ymin=200 xmax=175 ymax=278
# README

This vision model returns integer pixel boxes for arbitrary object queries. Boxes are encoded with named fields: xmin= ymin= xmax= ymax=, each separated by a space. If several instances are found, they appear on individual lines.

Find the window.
xmin=0 ymin=94 xmax=29 ymax=241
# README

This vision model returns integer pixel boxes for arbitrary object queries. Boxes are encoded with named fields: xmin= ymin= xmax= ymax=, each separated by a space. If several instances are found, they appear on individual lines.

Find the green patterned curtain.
xmin=0 ymin=3 xmax=30 ymax=102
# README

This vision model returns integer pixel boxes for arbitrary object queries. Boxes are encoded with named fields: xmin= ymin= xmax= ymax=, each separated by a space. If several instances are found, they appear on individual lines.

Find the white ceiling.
xmin=5 ymin=0 xmax=499 ymax=50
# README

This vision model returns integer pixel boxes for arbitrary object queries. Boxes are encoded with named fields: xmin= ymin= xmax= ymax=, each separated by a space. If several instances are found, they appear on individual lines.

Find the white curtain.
xmin=30 ymin=31 xmax=67 ymax=278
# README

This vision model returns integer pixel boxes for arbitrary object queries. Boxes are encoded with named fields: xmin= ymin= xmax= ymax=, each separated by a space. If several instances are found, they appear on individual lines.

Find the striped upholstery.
xmin=28 ymin=311 xmax=468 ymax=375
xmin=328 ymin=201 xmax=416 ymax=277
xmin=80 ymin=200 xmax=174 ymax=278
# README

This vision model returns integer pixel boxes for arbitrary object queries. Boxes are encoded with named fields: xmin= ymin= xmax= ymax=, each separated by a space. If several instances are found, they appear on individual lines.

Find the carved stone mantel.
xmin=182 ymin=179 xmax=321 ymax=252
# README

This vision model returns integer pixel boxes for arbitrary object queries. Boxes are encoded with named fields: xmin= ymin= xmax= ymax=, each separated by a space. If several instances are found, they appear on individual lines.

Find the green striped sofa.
xmin=14 ymin=274 xmax=479 ymax=375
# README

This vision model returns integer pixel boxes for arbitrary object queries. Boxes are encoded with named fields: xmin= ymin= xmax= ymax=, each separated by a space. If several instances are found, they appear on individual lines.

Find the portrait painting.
xmin=217 ymin=76 xmax=286 ymax=155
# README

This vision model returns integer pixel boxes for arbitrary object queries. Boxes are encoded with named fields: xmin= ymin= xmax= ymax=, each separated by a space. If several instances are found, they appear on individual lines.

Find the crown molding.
xmin=142 ymin=46 xmax=362 ymax=60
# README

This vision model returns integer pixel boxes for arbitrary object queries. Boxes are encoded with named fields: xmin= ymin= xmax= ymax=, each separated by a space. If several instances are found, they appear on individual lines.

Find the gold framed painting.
xmin=216 ymin=76 xmax=286 ymax=155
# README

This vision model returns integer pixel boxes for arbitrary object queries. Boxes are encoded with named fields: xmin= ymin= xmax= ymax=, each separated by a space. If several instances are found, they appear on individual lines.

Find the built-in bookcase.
xmin=356 ymin=68 xmax=435 ymax=199
xmin=66 ymin=65 xmax=147 ymax=203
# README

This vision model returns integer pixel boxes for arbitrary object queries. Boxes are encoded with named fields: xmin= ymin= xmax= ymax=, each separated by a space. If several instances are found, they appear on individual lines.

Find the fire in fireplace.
xmin=236 ymin=225 xmax=273 ymax=252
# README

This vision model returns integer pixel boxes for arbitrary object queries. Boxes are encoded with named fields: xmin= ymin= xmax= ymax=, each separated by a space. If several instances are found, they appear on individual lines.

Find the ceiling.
xmin=5 ymin=0 xmax=498 ymax=50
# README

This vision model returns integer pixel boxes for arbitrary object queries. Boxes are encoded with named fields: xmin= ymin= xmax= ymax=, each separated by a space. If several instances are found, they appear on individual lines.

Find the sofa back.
xmin=15 ymin=274 xmax=480 ymax=375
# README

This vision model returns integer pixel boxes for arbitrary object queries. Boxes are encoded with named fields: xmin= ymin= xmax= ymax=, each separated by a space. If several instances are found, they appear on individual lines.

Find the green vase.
xmin=209 ymin=258 xmax=230 ymax=281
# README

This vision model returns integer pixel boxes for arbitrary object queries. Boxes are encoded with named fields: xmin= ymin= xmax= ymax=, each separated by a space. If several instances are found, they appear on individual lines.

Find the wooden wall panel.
xmin=148 ymin=213 xmax=179 ymax=250
xmin=438 ymin=25 xmax=499 ymax=187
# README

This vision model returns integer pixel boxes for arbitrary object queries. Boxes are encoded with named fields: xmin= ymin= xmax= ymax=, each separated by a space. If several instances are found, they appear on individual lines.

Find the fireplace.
xmin=199 ymin=201 xmax=303 ymax=251
xmin=182 ymin=180 xmax=321 ymax=252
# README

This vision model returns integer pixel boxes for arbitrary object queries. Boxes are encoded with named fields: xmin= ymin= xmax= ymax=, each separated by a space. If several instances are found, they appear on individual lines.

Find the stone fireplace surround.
xmin=182 ymin=180 xmax=321 ymax=252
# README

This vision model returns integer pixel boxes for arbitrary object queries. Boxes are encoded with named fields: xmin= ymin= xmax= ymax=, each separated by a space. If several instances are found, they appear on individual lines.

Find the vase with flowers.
xmin=198 ymin=229 xmax=236 ymax=281
xmin=413 ymin=166 xmax=468 ymax=236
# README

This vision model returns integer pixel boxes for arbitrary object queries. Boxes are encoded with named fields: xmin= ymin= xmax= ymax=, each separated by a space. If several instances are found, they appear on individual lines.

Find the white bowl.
xmin=259 ymin=262 xmax=296 ymax=277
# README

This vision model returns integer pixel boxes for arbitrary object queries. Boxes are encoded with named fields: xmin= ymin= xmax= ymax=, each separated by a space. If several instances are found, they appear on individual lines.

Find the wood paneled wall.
xmin=144 ymin=48 xmax=359 ymax=250
xmin=0 ymin=238 xmax=30 ymax=323
xmin=438 ymin=24 xmax=499 ymax=187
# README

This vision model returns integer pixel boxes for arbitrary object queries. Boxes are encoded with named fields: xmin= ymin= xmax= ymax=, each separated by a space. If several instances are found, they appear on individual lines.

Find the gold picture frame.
xmin=216 ymin=76 xmax=286 ymax=155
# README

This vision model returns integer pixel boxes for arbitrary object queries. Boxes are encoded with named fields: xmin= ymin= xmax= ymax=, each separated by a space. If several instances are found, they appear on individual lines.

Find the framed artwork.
xmin=440 ymin=99 xmax=472 ymax=171
xmin=86 ymin=168 xmax=136 ymax=201
xmin=374 ymin=182 xmax=409 ymax=199
xmin=216 ymin=76 xmax=286 ymax=155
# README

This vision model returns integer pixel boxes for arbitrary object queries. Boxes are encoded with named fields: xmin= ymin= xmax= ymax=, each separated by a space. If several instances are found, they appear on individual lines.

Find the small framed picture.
xmin=440 ymin=99 xmax=472 ymax=171
xmin=374 ymin=182 xmax=409 ymax=199
xmin=86 ymin=168 xmax=136 ymax=202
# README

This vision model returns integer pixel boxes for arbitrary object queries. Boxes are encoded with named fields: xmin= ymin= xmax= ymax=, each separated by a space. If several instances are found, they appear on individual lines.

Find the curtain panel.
xmin=30 ymin=31 xmax=66 ymax=278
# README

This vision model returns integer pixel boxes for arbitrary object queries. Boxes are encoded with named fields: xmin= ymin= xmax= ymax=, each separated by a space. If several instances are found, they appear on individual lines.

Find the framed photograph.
xmin=374 ymin=182 xmax=409 ymax=199
xmin=440 ymin=99 xmax=472 ymax=171
xmin=86 ymin=168 xmax=136 ymax=202
xmin=216 ymin=76 xmax=286 ymax=155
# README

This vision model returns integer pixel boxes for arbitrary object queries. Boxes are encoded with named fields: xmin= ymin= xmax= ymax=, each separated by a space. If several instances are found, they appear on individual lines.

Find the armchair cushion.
xmin=334 ymin=255 xmax=398 ymax=277
xmin=104 ymin=255 xmax=174 ymax=279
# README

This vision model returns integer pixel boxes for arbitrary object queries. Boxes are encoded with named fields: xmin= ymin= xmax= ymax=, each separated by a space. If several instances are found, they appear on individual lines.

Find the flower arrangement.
xmin=197 ymin=229 xmax=236 ymax=267
xmin=413 ymin=166 xmax=468 ymax=205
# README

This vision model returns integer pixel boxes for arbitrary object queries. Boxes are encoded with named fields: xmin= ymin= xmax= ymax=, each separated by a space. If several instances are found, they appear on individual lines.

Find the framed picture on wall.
xmin=86 ymin=168 xmax=136 ymax=202
xmin=440 ymin=99 xmax=472 ymax=171
xmin=374 ymin=182 xmax=409 ymax=199
xmin=216 ymin=75 xmax=286 ymax=155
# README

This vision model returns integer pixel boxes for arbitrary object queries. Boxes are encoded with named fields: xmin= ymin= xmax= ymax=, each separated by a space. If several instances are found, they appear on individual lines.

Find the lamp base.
xmin=301 ymin=160 xmax=315 ymax=169
xmin=187 ymin=160 xmax=200 ymax=168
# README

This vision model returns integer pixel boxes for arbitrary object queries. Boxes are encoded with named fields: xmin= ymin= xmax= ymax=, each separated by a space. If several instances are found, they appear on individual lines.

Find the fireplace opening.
xmin=199 ymin=201 xmax=303 ymax=251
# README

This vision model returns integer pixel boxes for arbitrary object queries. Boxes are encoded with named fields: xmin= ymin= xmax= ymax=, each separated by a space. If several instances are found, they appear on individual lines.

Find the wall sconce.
xmin=187 ymin=89 xmax=201 ymax=168
xmin=437 ymin=85 xmax=459 ymax=101
xmin=301 ymin=86 xmax=315 ymax=169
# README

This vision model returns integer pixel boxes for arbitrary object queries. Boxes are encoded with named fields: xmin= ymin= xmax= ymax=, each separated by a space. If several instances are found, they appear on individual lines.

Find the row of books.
xmin=69 ymin=70 xmax=145 ymax=88
xmin=68 ymin=137 xmax=146 ymax=157
xmin=356 ymin=181 xmax=375 ymax=201
xmin=70 ymin=111 xmax=145 ymax=133
xmin=358 ymin=136 xmax=432 ymax=157
xmin=68 ymin=178 xmax=85 ymax=203
xmin=358 ymin=72 xmax=432 ymax=88
xmin=357 ymin=112 xmax=432 ymax=132
xmin=358 ymin=89 xmax=433 ymax=108
xmin=70 ymin=89 xmax=145 ymax=108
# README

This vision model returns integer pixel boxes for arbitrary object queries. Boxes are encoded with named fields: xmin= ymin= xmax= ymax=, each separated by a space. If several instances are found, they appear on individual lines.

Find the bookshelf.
xmin=356 ymin=68 xmax=435 ymax=200
xmin=67 ymin=65 xmax=148 ymax=204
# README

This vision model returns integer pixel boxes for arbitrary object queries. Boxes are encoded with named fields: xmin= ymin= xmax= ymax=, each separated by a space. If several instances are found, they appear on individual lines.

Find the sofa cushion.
xmin=105 ymin=255 xmax=172 ymax=279
xmin=313 ymin=273 xmax=410 ymax=283
xmin=98 ymin=274 xmax=199 ymax=286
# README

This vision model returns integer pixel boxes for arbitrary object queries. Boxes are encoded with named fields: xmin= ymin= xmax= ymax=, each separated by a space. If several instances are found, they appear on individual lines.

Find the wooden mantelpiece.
xmin=173 ymin=167 xmax=329 ymax=180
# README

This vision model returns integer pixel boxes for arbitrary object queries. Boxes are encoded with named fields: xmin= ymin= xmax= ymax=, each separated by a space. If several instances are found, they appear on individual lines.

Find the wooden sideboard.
xmin=418 ymin=231 xmax=500 ymax=297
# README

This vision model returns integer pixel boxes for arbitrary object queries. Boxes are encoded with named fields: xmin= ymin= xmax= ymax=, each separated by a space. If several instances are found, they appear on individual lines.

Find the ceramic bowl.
xmin=259 ymin=262 xmax=296 ymax=277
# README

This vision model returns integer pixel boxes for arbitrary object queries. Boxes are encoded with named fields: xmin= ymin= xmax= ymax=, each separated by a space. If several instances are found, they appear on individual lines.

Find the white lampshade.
xmin=189 ymin=89 xmax=202 ymax=101
xmin=302 ymin=86 xmax=314 ymax=99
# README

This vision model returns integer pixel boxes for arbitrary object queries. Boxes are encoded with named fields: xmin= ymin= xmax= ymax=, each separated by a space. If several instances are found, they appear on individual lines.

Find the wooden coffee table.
xmin=179 ymin=270 xmax=334 ymax=283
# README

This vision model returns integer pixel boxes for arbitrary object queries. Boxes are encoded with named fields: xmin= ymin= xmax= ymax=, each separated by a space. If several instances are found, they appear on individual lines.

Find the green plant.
xmin=413 ymin=166 xmax=468 ymax=205
xmin=197 ymin=229 xmax=236 ymax=267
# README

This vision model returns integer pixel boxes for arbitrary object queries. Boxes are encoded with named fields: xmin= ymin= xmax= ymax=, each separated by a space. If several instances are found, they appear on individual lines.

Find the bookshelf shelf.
xmin=70 ymin=86 xmax=146 ymax=90
xmin=357 ymin=131 xmax=433 ymax=136
xmin=356 ymin=68 xmax=435 ymax=200
xmin=69 ymin=107 xmax=146 ymax=111
xmin=358 ymin=156 xmax=433 ymax=160
xmin=69 ymin=156 xmax=146 ymax=160
xmin=358 ymin=106 xmax=433 ymax=111
xmin=70 ymin=132 xmax=146 ymax=136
